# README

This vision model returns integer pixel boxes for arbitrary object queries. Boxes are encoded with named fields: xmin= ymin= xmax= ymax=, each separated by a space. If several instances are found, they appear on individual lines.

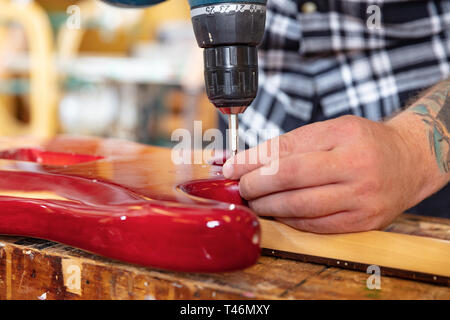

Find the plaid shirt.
xmin=219 ymin=0 xmax=450 ymax=215
xmin=225 ymin=0 xmax=450 ymax=144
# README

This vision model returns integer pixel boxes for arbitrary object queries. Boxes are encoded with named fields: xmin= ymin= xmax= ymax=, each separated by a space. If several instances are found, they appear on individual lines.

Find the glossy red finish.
xmin=0 ymin=139 xmax=259 ymax=272
xmin=179 ymin=179 xmax=245 ymax=206
xmin=209 ymin=157 xmax=227 ymax=167
xmin=0 ymin=148 xmax=103 ymax=165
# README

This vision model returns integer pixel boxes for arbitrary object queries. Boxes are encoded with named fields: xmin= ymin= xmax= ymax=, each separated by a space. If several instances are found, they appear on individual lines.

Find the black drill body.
xmin=190 ymin=2 xmax=266 ymax=114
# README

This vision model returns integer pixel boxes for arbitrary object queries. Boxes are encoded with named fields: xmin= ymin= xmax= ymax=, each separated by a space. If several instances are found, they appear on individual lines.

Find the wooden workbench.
xmin=0 ymin=136 xmax=449 ymax=299
xmin=0 ymin=213 xmax=449 ymax=300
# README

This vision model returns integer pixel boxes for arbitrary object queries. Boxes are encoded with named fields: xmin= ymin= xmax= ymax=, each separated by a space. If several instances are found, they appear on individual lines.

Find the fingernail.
xmin=222 ymin=161 xmax=233 ymax=178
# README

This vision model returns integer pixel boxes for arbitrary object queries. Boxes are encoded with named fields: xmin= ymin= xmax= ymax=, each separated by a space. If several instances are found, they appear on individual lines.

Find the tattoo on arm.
xmin=410 ymin=81 xmax=450 ymax=173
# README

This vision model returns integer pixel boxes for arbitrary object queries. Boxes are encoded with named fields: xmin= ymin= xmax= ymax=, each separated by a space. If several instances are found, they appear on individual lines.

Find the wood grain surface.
xmin=260 ymin=219 xmax=450 ymax=285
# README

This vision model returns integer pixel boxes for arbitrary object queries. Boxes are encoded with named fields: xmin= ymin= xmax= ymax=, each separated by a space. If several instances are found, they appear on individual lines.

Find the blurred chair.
xmin=57 ymin=0 xmax=190 ymax=59
xmin=0 ymin=0 xmax=58 ymax=137
xmin=0 ymin=26 xmax=16 ymax=135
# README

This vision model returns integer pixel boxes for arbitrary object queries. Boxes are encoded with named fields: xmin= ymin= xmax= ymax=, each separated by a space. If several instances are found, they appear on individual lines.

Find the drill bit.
xmin=228 ymin=114 xmax=239 ymax=156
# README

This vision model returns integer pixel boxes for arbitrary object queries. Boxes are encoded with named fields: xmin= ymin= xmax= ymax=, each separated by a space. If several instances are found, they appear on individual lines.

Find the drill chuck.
xmin=204 ymin=45 xmax=258 ymax=111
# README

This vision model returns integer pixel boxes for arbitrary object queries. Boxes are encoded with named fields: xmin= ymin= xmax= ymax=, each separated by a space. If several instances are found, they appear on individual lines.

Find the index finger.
xmin=223 ymin=120 xmax=339 ymax=179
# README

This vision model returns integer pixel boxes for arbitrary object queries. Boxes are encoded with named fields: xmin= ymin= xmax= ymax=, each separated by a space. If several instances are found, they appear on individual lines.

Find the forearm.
xmin=386 ymin=79 xmax=450 ymax=205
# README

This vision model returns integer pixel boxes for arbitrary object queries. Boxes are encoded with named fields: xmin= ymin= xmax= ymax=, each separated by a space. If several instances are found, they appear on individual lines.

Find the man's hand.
xmin=222 ymin=82 xmax=450 ymax=233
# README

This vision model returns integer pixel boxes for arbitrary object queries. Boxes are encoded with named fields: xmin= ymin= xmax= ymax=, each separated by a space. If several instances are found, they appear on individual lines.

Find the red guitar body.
xmin=0 ymin=137 xmax=260 ymax=272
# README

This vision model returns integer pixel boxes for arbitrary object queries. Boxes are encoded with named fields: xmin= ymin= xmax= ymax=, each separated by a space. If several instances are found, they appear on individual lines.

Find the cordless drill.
xmin=101 ymin=0 xmax=267 ymax=155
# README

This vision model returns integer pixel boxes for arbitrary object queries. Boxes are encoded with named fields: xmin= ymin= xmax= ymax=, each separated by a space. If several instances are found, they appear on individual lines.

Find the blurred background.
xmin=0 ymin=0 xmax=216 ymax=146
